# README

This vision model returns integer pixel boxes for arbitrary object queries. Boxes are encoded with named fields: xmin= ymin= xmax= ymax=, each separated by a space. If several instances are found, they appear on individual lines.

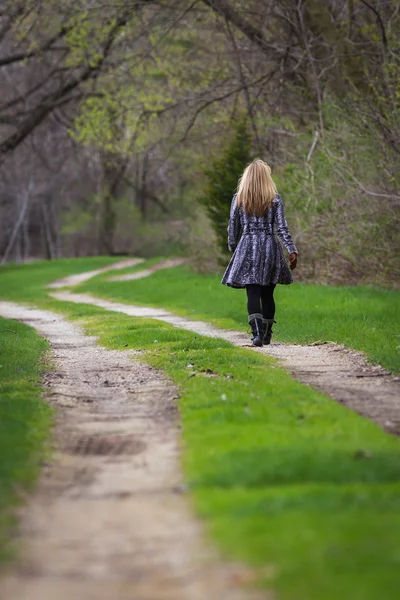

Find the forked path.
xmin=47 ymin=258 xmax=144 ymax=289
xmin=0 ymin=302 xmax=265 ymax=600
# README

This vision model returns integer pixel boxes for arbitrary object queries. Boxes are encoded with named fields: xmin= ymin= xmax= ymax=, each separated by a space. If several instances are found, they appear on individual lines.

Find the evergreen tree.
xmin=200 ymin=119 xmax=252 ymax=259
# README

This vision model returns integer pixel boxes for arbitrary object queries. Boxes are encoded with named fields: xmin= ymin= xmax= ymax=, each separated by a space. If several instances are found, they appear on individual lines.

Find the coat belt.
xmin=242 ymin=229 xmax=273 ymax=235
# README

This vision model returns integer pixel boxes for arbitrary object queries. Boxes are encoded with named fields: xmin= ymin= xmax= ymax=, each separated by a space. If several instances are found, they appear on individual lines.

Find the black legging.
xmin=246 ymin=284 xmax=276 ymax=319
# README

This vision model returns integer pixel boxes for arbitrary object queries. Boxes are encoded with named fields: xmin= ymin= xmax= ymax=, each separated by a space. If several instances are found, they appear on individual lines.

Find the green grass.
xmin=0 ymin=317 xmax=52 ymax=562
xmin=76 ymin=261 xmax=400 ymax=373
xmin=60 ymin=307 xmax=400 ymax=600
xmin=0 ymin=256 xmax=121 ymax=304
xmin=1 ymin=258 xmax=400 ymax=598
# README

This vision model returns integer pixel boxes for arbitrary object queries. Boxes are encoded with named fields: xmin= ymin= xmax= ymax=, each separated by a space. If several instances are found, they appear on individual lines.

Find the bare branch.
xmin=122 ymin=176 xmax=169 ymax=213
xmin=351 ymin=177 xmax=400 ymax=203
xmin=307 ymin=129 xmax=320 ymax=162
xmin=201 ymin=0 xmax=285 ymax=60
xmin=360 ymin=0 xmax=388 ymax=52
xmin=224 ymin=19 xmax=261 ymax=149
xmin=0 ymin=25 xmax=72 ymax=68
xmin=0 ymin=8 xmax=135 ymax=157
xmin=180 ymin=70 xmax=277 ymax=142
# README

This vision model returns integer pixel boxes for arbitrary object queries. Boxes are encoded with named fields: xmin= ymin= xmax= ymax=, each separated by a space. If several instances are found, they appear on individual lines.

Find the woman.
xmin=221 ymin=159 xmax=297 ymax=346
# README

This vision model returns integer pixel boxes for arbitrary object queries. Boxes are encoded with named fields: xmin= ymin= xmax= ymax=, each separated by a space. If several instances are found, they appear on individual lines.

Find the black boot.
xmin=248 ymin=313 xmax=263 ymax=347
xmin=262 ymin=319 xmax=275 ymax=345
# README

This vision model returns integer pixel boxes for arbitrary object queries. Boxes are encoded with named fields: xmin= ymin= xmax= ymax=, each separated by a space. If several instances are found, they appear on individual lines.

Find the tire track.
xmin=50 ymin=289 xmax=400 ymax=436
xmin=0 ymin=302 xmax=266 ymax=600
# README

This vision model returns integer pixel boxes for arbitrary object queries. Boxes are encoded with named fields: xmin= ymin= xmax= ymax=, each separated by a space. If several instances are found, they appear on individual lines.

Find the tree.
xmin=0 ymin=0 xmax=398 ymax=285
xmin=200 ymin=118 xmax=252 ymax=259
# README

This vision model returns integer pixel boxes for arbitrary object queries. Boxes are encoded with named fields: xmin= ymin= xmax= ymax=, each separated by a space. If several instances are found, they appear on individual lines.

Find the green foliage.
xmin=0 ymin=257 xmax=120 ymax=304
xmin=64 ymin=11 xmax=118 ymax=69
xmin=268 ymin=96 xmax=400 ymax=285
xmin=72 ymin=91 xmax=139 ymax=154
xmin=0 ymin=318 xmax=52 ymax=562
xmin=71 ymin=16 xmax=234 ymax=157
xmin=199 ymin=118 xmax=252 ymax=258
xmin=61 ymin=203 xmax=96 ymax=236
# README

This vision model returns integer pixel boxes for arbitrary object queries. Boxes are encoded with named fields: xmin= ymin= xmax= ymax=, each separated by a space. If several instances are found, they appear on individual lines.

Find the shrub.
xmin=199 ymin=118 xmax=252 ymax=260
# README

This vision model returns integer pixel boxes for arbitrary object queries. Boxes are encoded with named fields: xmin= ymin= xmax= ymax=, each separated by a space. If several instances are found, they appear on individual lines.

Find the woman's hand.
xmin=289 ymin=252 xmax=297 ymax=270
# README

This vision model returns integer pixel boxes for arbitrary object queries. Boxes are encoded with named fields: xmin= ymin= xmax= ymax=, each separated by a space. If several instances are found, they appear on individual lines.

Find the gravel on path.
xmin=0 ymin=302 xmax=266 ymax=600
xmin=50 ymin=290 xmax=400 ymax=436
xmin=107 ymin=258 xmax=187 ymax=282
xmin=47 ymin=258 xmax=144 ymax=289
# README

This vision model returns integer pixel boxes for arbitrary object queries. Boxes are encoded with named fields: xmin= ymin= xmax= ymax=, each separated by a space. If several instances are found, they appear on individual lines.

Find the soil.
xmin=0 ymin=303 xmax=266 ymax=600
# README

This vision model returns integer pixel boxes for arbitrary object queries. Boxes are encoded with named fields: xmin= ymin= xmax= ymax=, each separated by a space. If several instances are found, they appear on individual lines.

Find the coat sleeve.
xmin=227 ymin=195 xmax=242 ymax=252
xmin=275 ymin=196 xmax=297 ymax=254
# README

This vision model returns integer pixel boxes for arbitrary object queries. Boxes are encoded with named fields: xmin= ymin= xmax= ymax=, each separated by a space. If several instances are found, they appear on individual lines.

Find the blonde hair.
xmin=236 ymin=159 xmax=277 ymax=216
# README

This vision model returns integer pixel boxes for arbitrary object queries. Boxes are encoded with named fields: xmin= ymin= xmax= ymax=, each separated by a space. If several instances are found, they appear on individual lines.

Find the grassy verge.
xmin=0 ymin=317 xmax=52 ymax=562
xmin=56 ymin=304 xmax=400 ymax=600
xmin=76 ymin=261 xmax=400 ymax=373
xmin=0 ymin=256 xmax=121 ymax=304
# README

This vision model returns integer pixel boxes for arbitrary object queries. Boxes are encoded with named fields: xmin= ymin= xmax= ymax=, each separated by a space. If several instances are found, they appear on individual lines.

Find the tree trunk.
xmin=41 ymin=198 xmax=56 ymax=259
xmin=99 ymin=191 xmax=116 ymax=255
xmin=1 ymin=178 xmax=33 ymax=265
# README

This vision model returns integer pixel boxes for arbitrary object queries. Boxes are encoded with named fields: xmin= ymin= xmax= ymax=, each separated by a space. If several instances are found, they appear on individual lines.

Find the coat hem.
xmin=221 ymin=279 xmax=293 ymax=288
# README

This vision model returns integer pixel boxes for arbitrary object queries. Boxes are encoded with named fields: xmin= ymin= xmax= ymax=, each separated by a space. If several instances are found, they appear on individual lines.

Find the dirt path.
xmin=107 ymin=258 xmax=187 ymax=282
xmin=0 ymin=303 xmax=265 ymax=600
xmin=48 ymin=258 xmax=144 ymax=289
xmin=50 ymin=290 xmax=400 ymax=436
xmin=47 ymin=257 xmax=186 ymax=289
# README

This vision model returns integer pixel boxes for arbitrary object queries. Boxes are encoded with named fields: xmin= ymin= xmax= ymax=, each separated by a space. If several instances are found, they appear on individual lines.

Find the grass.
xmin=0 ymin=317 xmax=52 ymax=562
xmin=76 ymin=260 xmax=400 ymax=373
xmin=62 ymin=306 xmax=400 ymax=600
xmin=0 ymin=256 xmax=121 ymax=304
xmin=1 ymin=257 xmax=400 ymax=598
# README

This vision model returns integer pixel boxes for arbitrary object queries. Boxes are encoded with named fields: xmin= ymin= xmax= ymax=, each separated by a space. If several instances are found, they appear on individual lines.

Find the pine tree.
xmin=200 ymin=118 xmax=252 ymax=259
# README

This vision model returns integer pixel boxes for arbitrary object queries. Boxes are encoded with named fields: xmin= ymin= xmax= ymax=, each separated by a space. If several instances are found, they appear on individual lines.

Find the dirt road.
xmin=0 ymin=302 xmax=265 ymax=600
xmin=51 ymin=286 xmax=400 ymax=436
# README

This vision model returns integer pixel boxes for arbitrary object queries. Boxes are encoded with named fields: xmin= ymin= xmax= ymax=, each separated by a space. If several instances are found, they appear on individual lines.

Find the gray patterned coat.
xmin=221 ymin=194 xmax=297 ymax=288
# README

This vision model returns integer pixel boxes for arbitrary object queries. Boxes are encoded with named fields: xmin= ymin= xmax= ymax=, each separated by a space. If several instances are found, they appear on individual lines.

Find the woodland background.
xmin=0 ymin=0 xmax=399 ymax=286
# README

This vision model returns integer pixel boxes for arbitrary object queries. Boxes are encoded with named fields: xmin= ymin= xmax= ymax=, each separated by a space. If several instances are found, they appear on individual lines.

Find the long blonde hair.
xmin=236 ymin=159 xmax=277 ymax=216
